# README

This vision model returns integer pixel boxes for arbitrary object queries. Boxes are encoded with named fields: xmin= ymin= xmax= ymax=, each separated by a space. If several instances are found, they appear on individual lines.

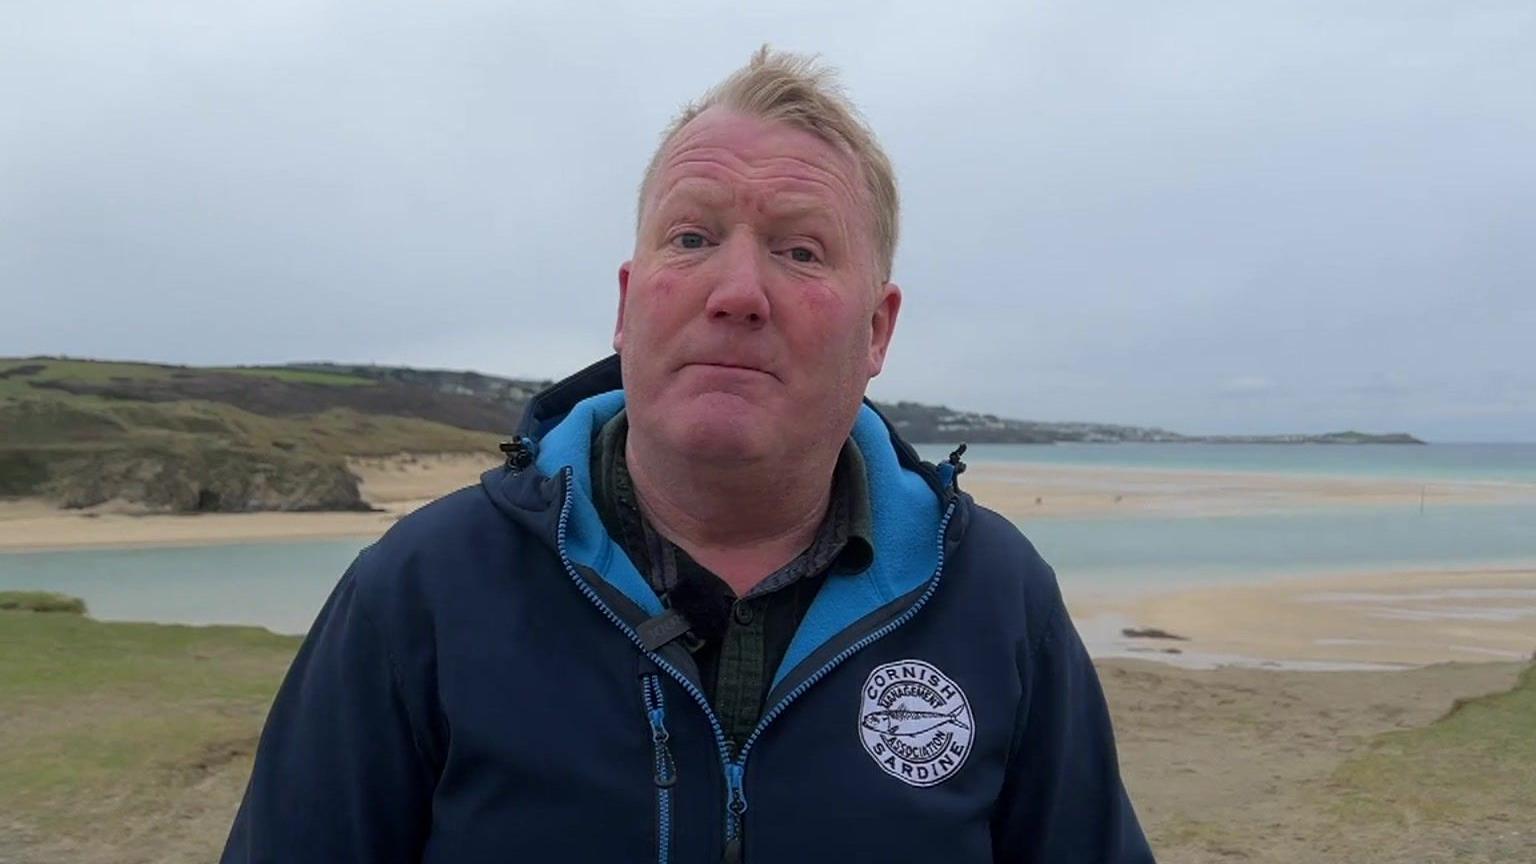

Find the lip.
xmin=682 ymin=361 xmax=779 ymax=381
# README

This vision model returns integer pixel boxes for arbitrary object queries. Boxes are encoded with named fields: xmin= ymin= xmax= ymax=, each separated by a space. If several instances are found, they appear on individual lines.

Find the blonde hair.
xmin=637 ymin=46 xmax=900 ymax=282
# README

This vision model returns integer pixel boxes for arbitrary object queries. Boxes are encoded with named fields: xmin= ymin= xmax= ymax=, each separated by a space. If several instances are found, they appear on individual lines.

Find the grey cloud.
xmin=4 ymin=1 xmax=1533 ymax=440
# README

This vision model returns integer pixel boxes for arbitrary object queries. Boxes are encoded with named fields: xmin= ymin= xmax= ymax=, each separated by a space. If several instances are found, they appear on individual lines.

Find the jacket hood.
xmin=480 ymin=354 xmax=961 ymax=687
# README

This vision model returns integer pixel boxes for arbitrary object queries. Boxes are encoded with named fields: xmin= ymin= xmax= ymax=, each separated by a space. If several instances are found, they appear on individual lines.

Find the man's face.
xmin=616 ymin=108 xmax=901 ymax=467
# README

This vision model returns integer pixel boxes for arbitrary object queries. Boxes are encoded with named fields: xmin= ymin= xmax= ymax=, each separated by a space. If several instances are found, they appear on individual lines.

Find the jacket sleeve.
xmin=991 ymin=577 xmax=1155 ymax=863
xmin=221 ymin=557 xmax=437 ymax=863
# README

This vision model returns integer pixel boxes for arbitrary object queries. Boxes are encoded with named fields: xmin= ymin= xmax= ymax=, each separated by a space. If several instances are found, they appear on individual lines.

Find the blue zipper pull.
xmin=725 ymin=761 xmax=747 ymax=817
xmin=648 ymin=708 xmax=669 ymax=743
xmin=722 ymin=762 xmax=747 ymax=863
xmin=644 ymin=679 xmax=677 ymax=789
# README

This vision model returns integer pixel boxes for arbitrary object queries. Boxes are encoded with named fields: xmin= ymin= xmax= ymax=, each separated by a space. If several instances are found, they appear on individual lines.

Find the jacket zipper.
xmin=722 ymin=498 xmax=958 ymax=853
xmin=553 ymin=468 xmax=740 ymax=851
xmin=640 ymin=673 xmax=675 ymax=864
xmin=554 ymin=466 xmax=958 ymax=861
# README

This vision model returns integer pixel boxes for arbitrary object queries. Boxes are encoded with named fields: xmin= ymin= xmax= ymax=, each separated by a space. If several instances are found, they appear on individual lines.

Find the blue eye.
xmin=675 ymin=232 xmax=707 ymax=249
xmin=788 ymin=247 xmax=818 ymax=263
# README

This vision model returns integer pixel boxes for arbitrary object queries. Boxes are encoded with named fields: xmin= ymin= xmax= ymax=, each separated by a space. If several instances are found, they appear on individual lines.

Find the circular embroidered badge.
xmin=857 ymin=659 xmax=974 ymax=787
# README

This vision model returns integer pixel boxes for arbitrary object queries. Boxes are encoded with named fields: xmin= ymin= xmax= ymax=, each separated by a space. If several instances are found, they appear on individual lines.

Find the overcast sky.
xmin=4 ymin=1 xmax=1533 ymax=441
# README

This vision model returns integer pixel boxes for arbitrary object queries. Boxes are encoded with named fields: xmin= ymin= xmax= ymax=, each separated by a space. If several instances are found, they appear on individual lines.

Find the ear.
xmin=866 ymin=281 xmax=902 ymax=378
xmin=614 ymin=262 xmax=632 ymax=353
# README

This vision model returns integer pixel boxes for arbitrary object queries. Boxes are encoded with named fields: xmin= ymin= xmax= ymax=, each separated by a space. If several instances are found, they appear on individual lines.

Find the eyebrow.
xmin=759 ymin=196 xmax=833 ymax=222
xmin=656 ymin=182 xmax=838 ymax=232
xmin=652 ymin=179 xmax=732 ymax=215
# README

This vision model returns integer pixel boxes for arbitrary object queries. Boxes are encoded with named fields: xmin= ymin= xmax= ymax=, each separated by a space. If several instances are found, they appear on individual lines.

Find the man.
xmin=223 ymin=47 xmax=1153 ymax=863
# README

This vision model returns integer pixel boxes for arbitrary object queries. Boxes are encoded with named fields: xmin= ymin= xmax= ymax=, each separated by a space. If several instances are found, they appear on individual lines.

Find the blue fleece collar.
xmin=532 ymin=391 xmax=944 ymax=688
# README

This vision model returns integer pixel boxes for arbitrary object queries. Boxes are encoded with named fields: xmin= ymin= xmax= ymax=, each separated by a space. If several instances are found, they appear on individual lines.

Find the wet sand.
xmin=962 ymin=461 xmax=1536 ymax=520
xmin=1073 ymin=565 xmax=1536 ymax=669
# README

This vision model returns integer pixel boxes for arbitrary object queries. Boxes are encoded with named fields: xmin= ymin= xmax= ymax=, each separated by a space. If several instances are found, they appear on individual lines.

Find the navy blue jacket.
xmin=222 ymin=357 xmax=1153 ymax=863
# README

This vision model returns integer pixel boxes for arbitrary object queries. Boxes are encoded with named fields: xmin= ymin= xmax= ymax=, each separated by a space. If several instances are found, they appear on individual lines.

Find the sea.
xmin=3 ymin=443 xmax=1534 ymax=635
xmin=911 ymin=441 xmax=1536 ymax=484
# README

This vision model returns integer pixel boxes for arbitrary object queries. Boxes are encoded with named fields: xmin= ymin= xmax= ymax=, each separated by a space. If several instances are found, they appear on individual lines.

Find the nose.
xmin=703 ymin=233 xmax=771 ymax=327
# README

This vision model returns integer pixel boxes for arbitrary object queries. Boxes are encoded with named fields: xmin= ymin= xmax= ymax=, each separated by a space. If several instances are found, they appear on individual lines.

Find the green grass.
xmin=0 ymin=592 xmax=88 ymax=614
xmin=1324 ymin=662 xmax=1536 ymax=859
xmin=0 ymin=357 xmax=376 ymax=399
xmin=210 ymin=366 xmax=376 ymax=387
xmin=0 ymin=358 xmax=181 ymax=384
xmin=0 ymin=358 xmax=497 ymax=458
xmin=0 ymin=379 xmax=498 ymax=503
xmin=0 ymin=358 xmax=178 ymax=399
xmin=1 ymin=358 xmax=377 ymax=391
xmin=0 ymin=604 xmax=300 ymax=841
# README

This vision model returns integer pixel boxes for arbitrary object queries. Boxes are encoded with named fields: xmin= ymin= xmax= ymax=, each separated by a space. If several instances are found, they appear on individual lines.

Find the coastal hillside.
xmin=0 ymin=359 xmax=524 ymax=513
xmin=877 ymin=402 xmax=1422 ymax=445
xmin=0 ymin=357 xmax=1422 ymax=513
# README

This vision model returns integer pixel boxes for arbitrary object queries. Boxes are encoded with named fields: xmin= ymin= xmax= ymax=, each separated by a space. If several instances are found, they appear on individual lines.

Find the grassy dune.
xmin=1324 ymin=662 xmax=1536 ymax=861
xmin=0 ymin=599 xmax=300 ymax=863
xmin=1 ymin=597 xmax=1531 ymax=863
xmin=0 ymin=592 xmax=87 ymax=614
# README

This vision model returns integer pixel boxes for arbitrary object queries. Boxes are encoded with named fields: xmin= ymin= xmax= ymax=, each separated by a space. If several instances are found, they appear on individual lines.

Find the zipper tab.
xmin=643 ymin=678 xmax=677 ymax=789
xmin=725 ymin=762 xmax=747 ymax=816
xmin=722 ymin=762 xmax=746 ymax=863
xmin=649 ymin=707 xmax=677 ymax=788
xmin=724 ymin=759 xmax=743 ymax=811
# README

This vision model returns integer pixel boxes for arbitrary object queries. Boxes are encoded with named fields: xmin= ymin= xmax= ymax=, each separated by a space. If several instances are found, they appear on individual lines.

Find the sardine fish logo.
xmin=857 ymin=659 xmax=974 ymax=787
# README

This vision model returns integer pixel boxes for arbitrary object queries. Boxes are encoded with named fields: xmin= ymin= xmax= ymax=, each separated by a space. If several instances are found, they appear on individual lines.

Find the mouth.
xmin=683 ymin=361 xmax=779 ymax=381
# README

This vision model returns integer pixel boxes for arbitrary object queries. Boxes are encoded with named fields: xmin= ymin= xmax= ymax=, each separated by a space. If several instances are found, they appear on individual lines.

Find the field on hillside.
xmin=0 ymin=358 xmax=507 ymax=512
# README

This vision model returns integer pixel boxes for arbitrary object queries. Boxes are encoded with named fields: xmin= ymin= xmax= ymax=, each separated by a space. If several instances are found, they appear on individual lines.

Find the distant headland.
xmin=0 ymin=357 xmax=1423 ymax=514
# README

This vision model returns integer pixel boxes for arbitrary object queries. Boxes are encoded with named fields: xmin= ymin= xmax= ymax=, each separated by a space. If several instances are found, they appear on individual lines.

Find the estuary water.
xmin=4 ymin=443 xmax=1534 ymax=634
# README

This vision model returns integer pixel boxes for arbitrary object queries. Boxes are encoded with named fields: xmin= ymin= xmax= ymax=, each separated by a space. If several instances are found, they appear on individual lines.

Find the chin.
xmin=660 ymin=393 xmax=778 ymax=464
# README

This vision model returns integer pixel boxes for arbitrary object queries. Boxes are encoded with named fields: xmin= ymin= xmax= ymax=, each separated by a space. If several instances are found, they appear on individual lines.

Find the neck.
xmin=624 ymin=430 xmax=839 ymax=596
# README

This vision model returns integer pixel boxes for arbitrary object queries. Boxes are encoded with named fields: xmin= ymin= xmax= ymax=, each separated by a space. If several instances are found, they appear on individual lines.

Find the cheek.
xmin=780 ymin=289 xmax=871 ymax=358
xmin=625 ymin=268 xmax=694 ymax=331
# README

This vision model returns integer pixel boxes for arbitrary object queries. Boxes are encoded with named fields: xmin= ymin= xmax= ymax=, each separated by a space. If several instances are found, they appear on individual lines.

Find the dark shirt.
xmin=590 ymin=411 xmax=873 ymax=749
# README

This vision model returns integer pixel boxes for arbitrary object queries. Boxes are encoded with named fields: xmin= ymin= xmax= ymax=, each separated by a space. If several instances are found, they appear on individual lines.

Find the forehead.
xmin=648 ymin=108 xmax=866 ymax=219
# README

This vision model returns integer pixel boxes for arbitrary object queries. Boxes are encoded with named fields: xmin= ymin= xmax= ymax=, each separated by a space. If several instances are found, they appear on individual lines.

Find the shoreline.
xmin=0 ymin=452 xmax=493 ymax=553
xmin=5 ymin=454 xmax=1534 ymax=672
xmin=1072 ymin=563 xmax=1536 ymax=669
xmin=4 ymin=455 xmax=1534 ymax=553
xmin=0 ymin=503 xmax=408 ymax=554
xmin=961 ymin=459 xmax=1536 ymax=520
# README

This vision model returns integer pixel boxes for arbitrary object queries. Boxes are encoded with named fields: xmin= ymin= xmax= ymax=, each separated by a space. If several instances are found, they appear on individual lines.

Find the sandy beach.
xmin=1105 ymin=657 xmax=1533 ymax=863
xmin=6 ymin=453 xmax=1533 ymax=665
xmin=1074 ymin=565 xmax=1536 ymax=668
xmin=4 ymin=453 xmax=1533 ymax=669
xmin=961 ymin=461 xmax=1536 ymax=520
xmin=4 ymin=455 xmax=1534 ymax=553
xmin=0 ymin=453 xmax=497 ymax=552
